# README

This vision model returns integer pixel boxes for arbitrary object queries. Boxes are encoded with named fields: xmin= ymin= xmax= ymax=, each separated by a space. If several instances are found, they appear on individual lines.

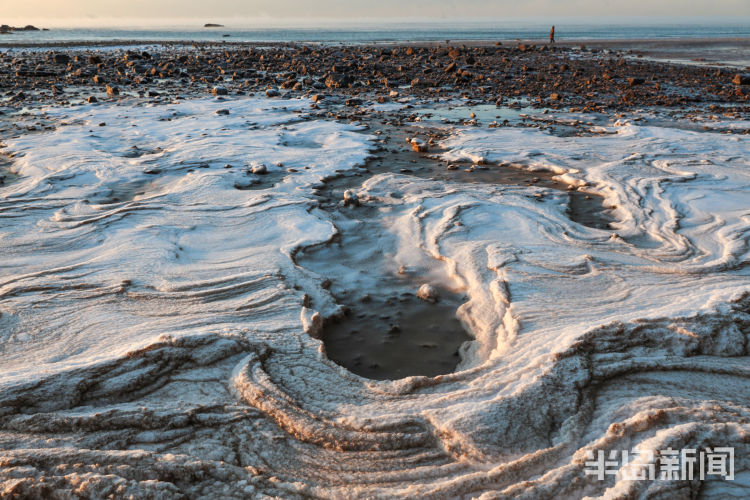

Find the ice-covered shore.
xmin=0 ymin=97 xmax=748 ymax=498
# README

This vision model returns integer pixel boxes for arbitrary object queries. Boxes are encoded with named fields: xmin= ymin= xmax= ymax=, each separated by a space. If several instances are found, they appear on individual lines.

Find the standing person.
xmin=549 ymin=26 xmax=555 ymax=44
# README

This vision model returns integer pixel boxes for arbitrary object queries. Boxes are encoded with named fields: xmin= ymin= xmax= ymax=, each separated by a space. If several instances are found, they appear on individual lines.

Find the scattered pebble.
xmin=251 ymin=163 xmax=268 ymax=175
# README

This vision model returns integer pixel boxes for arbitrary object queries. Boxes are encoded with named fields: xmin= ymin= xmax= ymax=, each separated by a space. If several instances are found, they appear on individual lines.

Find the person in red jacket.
xmin=550 ymin=26 xmax=555 ymax=44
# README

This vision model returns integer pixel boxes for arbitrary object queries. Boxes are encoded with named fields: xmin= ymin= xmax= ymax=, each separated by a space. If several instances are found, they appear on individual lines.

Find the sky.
xmin=2 ymin=0 xmax=750 ymax=27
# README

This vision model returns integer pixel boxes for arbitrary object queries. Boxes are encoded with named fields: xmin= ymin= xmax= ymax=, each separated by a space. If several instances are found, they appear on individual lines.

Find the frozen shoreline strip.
xmin=0 ymin=99 xmax=749 ymax=498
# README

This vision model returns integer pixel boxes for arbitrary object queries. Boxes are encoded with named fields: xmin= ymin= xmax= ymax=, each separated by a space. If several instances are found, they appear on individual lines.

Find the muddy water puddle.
xmin=365 ymin=124 xmax=615 ymax=230
xmin=317 ymin=271 xmax=471 ymax=381
xmin=299 ymin=118 xmax=616 ymax=381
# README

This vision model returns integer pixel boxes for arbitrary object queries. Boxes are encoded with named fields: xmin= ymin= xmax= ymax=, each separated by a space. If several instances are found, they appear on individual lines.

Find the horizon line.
xmin=3 ymin=15 xmax=750 ymax=30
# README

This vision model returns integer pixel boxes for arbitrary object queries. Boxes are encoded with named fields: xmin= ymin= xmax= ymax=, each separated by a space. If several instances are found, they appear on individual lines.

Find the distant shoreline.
xmin=1 ymin=36 xmax=748 ymax=49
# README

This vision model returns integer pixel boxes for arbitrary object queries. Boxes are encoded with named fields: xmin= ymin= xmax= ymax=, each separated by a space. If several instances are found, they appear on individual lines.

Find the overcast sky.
xmin=3 ymin=0 xmax=750 ymax=26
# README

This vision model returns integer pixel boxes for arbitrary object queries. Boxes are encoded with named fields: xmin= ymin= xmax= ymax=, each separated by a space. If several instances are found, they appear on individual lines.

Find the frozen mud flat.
xmin=0 ymin=96 xmax=749 ymax=499
xmin=302 ymin=125 xmax=614 ymax=380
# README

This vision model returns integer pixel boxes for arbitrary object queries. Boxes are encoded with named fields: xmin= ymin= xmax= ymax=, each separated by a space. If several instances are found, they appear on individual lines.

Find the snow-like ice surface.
xmin=1 ymin=99 xmax=749 ymax=499
xmin=0 ymin=98 xmax=370 ymax=385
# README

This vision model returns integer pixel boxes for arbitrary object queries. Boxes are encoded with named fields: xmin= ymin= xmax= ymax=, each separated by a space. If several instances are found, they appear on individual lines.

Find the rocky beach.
xmin=2 ymin=41 xmax=750 ymax=111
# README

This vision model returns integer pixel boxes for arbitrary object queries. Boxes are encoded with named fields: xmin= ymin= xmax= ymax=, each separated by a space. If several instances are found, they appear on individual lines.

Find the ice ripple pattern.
xmin=0 ymin=99 xmax=749 ymax=499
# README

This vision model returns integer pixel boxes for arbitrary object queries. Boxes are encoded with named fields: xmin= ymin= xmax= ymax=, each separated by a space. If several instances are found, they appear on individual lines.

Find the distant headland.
xmin=203 ymin=23 xmax=224 ymax=28
xmin=0 ymin=25 xmax=45 ymax=34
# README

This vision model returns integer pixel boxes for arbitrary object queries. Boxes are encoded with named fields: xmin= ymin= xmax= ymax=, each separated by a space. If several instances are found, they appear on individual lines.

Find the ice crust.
xmin=0 ymin=99 xmax=748 ymax=499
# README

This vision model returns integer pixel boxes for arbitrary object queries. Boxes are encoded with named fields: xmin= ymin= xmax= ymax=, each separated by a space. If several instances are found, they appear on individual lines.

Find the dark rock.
xmin=105 ymin=85 xmax=120 ymax=96
xmin=410 ymin=78 xmax=435 ymax=88
xmin=627 ymin=77 xmax=645 ymax=86
xmin=343 ymin=190 xmax=359 ymax=206
xmin=16 ymin=69 xmax=56 ymax=77
xmin=732 ymin=74 xmax=750 ymax=85
xmin=53 ymin=54 xmax=70 ymax=64
xmin=325 ymin=73 xmax=352 ymax=89
xmin=212 ymin=86 xmax=228 ymax=95
xmin=280 ymin=78 xmax=297 ymax=89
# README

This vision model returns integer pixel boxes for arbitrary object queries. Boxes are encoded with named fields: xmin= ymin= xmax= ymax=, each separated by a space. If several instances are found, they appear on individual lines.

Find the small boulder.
xmin=212 ymin=86 xmax=228 ymax=96
xmin=251 ymin=163 xmax=267 ymax=175
xmin=410 ymin=137 xmax=428 ymax=153
xmin=265 ymin=88 xmax=280 ymax=97
xmin=733 ymin=74 xmax=750 ymax=85
xmin=417 ymin=284 xmax=440 ymax=303
xmin=343 ymin=190 xmax=359 ymax=207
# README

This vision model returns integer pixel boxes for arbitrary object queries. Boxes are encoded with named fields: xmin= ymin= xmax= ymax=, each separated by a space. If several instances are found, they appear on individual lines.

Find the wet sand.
xmin=554 ymin=37 xmax=750 ymax=69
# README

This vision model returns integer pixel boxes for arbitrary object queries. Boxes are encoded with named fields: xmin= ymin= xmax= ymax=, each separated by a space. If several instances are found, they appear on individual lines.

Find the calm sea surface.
xmin=1 ymin=21 xmax=748 ymax=45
